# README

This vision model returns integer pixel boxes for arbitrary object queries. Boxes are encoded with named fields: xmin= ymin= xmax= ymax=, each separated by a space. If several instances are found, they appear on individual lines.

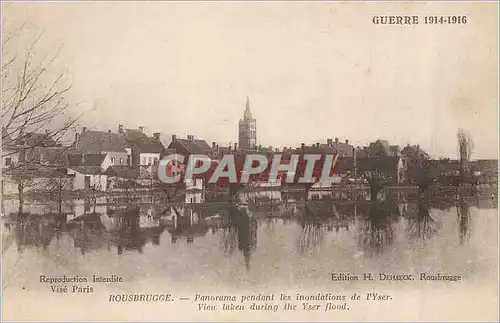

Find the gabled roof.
xmin=169 ymin=138 xmax=211 ymax=154
xmin=68 ymin=153 xmax=107 ymax=167
xmin=298 ymin=144 xmax=336 ymax=154
xmin=75 ymin=130 xmax=129 ymax=153
xmin=123 ymin=129 xmax=165 ymax=154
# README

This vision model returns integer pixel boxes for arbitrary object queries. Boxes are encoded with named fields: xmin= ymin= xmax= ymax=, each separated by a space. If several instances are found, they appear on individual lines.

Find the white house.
xmin=67 ymin=153 xmax=111 ymax=191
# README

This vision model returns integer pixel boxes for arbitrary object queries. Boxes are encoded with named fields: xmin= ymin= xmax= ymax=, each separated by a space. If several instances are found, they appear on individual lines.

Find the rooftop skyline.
xmin=2 ymin=2 xmax=498 ymax=159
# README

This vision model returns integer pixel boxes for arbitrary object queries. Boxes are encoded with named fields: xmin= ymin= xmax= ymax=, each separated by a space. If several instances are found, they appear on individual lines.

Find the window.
xmin=111 ymin=157 xmax=115 ymax=164
xmin=148 ymin=157 xmax=152 ymax=166
xmin=5 ymin=157 xmax=11 ymax=166
xmin=119 ymin=158 xmax=123 ymax=164
xmin=154 ymin=157 xmax=158 ymax=165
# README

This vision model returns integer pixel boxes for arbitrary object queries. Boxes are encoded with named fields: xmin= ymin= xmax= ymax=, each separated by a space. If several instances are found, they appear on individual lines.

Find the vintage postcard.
xmin=1 ymin=1 xmax=498 ymax=322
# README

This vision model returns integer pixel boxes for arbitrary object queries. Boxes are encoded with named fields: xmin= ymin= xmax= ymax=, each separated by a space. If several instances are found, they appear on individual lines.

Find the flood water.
xmin=1 ymin=191 xmax=498 ymax=321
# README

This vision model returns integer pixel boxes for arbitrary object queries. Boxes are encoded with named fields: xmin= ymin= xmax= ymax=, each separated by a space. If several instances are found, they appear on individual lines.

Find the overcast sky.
xmin=2 ymin=2 xmax=498 ymax=159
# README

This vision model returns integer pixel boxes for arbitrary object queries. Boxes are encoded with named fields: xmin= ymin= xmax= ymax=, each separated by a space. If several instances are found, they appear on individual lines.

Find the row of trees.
xmin=402 ymin=129 xmax=475 ymax=195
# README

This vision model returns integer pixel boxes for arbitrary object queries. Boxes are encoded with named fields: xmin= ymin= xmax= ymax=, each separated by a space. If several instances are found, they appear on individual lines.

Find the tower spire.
xmin=244 ymin=96 xmax=252 ymax=119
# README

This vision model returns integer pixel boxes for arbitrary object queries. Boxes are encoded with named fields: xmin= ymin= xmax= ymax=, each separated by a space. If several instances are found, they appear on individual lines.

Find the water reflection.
xmin=457 ymin=195 xmax=471 ymax=246
xmin=357 ymin=202 xmax=399 ymax=256
xmin=3 ymin=188 xmax=492 ymax=282
xmin=405 ymin=200 xmax=438 ymax=242
xmin=219 ymin=206 xmax=258 ymax=270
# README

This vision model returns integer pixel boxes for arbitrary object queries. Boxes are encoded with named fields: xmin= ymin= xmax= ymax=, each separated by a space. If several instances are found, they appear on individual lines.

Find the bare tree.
xmin=2 ymin=23 xmax=79 ymax=159
xmin=2 ymin=24 xmax=80 ymax=216
xmin=47 ymin=168 xmax=72 ymax=216
xmin=88 ymin=173 xmax=105 ymax=214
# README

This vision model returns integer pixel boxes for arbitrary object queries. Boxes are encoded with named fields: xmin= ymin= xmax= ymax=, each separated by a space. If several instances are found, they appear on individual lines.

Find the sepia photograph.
xmin=1 ymin=1 xmax=498 ymax=322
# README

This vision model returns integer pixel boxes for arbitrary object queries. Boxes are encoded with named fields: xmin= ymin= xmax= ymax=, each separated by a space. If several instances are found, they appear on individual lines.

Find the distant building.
xmin=238 ymin=97 xmax=257 ymax=150
xmin=2 ymin=130 xmax=61 ymax=167
xmin=167 ymin=134 xmax=211 ymax=156
xmin=325 ymin=138 xmax=354 ymax=157
xmin=366 ymin=140 xmax=400 ymax=157
xmin=73 ymin=126 xmax=131 ymax=166
xmin=122 ymin=127 xmax=165 ymax=167
xmin=67 ymin=153 xmax=111 ymax=191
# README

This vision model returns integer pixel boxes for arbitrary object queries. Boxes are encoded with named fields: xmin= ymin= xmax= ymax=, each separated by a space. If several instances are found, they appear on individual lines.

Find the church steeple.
xmin=239 ymin=96 xmax=257 ymax=150
xmin=244 ymin=96 xmax=252 ymax=120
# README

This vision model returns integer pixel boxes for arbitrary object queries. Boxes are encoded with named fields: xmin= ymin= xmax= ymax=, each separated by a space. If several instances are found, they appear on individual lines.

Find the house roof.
xmin=104 ymin=165 xmax=139 ymax=179
xmin=169 ymin=138 xmax=212 ymax=154
xmin=18 ymin=132 xmax=56 ymax=147
xmin=75 ymin=130 xmax=129 ymax=153
xmin=123 ymin=129 xmax=165 ymax=154
xmin=68 ymin=153 xmax=107 ymax=167
xmin=26 ymin=147 xmax=70 ymax=165
xmin=298 ymin=145 xmax=336 ymax=154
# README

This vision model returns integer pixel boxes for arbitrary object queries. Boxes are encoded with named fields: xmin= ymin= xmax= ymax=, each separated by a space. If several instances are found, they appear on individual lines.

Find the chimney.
xmin=139 ymin=126 xmax=145 ymax=133
xmin=335 ymin=137 xmax=339 ymax=143
xmin=45 ymin=129 xmax=50 ymax=135
xmin=275 ymin=148 xmax=279 ymax=152
xmin=118 ymin=125 xmax=123 ymax=134
xmin=212 ymin=141 xmax=216 ymax=149
xmin=327 ymin=139 xmax=333 ymax=146
xmin=82 ymin=127 xmax=87 ymax=133
xmin=153 ymin=132 xmax=160 ymax=141
xmin=108 ymin=130 xmax=112 ymax=133
xmin=234 ymin=143 xmax=238 ymax=151
xmin=258 ymin=144 xmax=262 ymax=151
xmin=301 ymin=143 xmax=305 ymax=150
xmin=345 ymin=139 xmax=349 ymax=144
xmin=171 ymin=134 xmax=177 ymax=141
xmin=316 ymin=142 xmax=320 ymax=148
xmin=187 ymin=135 xmax=194 ymax=141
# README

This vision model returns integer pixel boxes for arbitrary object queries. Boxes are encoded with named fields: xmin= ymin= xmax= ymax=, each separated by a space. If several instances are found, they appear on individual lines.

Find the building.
xmin=67 ymin=153 xmax=111 ymax=191
xmin=2 ymin=130 xmax=61 ymax=168
xmin=366 ymin=140 xmax=400 ymax=157
xmin=325 ymin=138 xmax=354 ymax=157
xmin=167 ymin=135 xmax=211 ymax=156
xmin=121 ymin=127 xmax=166 ymax=167
xmin=73 ymin=126 xmax=131 ymax=166
xmin=238 ymin=97 xmax=257 ymax=150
